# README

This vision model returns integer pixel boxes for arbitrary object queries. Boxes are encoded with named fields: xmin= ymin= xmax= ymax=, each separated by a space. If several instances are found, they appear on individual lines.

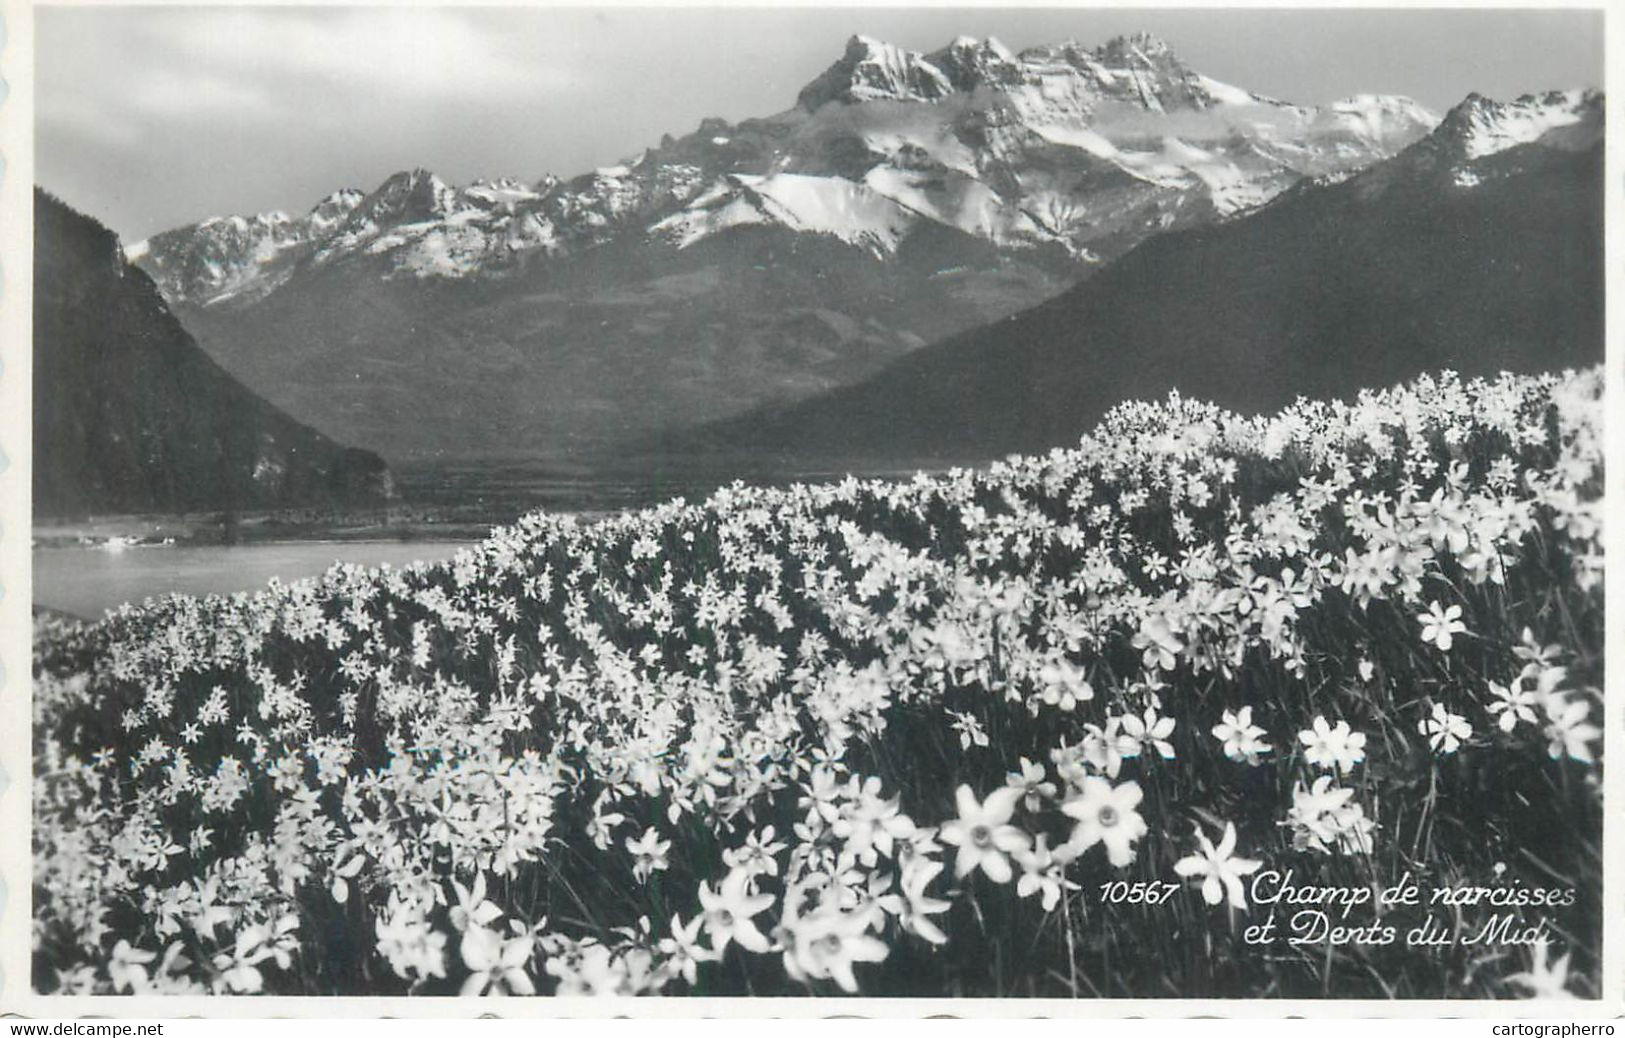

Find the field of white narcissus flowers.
xmin=33 ymin=367 xmax=1602 ymax=998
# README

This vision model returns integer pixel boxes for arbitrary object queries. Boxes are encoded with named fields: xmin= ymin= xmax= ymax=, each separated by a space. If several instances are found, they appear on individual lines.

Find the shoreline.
xmin=32 ymin=507 xmax=498 ymax=551
xmin=33 ymin=451 xmax=969 ymax=551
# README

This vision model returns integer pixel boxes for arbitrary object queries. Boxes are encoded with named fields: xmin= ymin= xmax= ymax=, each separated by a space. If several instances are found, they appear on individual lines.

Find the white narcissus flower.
xmin=1418 ymin=702 xmax=1472 ymax=754
xmin=374 ymin=895 xmax=448 ymax=982
xmin=107 ymin=939 xmax=157 ymax=993
xmin=656 ymin=913 xmax=715 ymax=986
xmin=211 ymin=918 xmax=295 ymax=995
xmin=1298 ymin=715 xmax=1366 ymax=774
xmin=1544 ymin=694 xmax=1602 ymax=764
xmin=832 ymin=776 xmax=917 ymax=867
xmin=921 ymin=623 xmax=981 ymax=672
xmin=949 ymin=710 xmax=990 ymax=750
xmin=1132 ymin=615 xmax=1184 ymax=671
xmin=625 ymin=826 xmax=671 ymax=883
xmin=1062 ymin=777 xmax=1148 ymax=868
xmin=1486 ymin=679 xmax=1541 ymax=733
xmin=895 ymin=857 xmax=952 ymax=945
xmin=449 ymin=872 xmax=503 ymax=933
xmin=1284 ymin=776 xmax=1377 ymax=856
xmin=1013 ymin=834 xmax=1082 ymax=912
xmin=1037 ymin=657 xmax=1093 ymax=712
xmin=780 ymin=897 xmax=890 ymax=994
xmin=459 ymin=924 xmax=536 ymax=996
xmin=1173 ymin=821 xmax=1262 ymax=910
xmin=1418 ymin=601 xmax=1468 ymax=651
xmin=1005 ymin=756 xmax=1057 ymax=812
xmin=1120 ymin=702 xmax=1176 ymax=760
xmin=585 ymin=793 xmax=627 ymax=852
xmin=1079 ymin=718 xmax=1130 ymax=779
xmin=1212 ymin=706 xmax=1271 ymax=765
xmin=1505 ymin=939 xmax=1579 ymax=1000
xmin=722 ymin=825 xmax=788 ymax=877
xmin=213 ymin=951 xmax=266 ymax=994
xmin=697 ymin=868 xmax=774 ymax=954
xmin=938 ymin=785 xmax=1032 ymax=884
xmin=330 ymin=853 xmax=365 ymax=905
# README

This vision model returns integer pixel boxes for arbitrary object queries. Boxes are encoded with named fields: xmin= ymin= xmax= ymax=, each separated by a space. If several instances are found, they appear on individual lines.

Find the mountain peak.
xmin=309 ymin=188 xmax=366 ymax=232
xmin=351 ymin=168 xmax=459 ymax=224
xmin=1094 ymin=32 xmax=1178 ymax=64
xmin=1431 ymin=88 xmax=1601 ymax=161
xmin=928 ymin=34 xmax=1022 ymax=91
xmin=797 ymin=34 xmax=954 ymax=110
xmin=797 ymin=30 xmax=1199 ymax=110
xmin=378 ymin=167 xmax=445 ymax=190
xmin=941 ymin=34 xmax=1016 ymax=60
xmin=1080 ymin=32 xmax=1218 ymax=112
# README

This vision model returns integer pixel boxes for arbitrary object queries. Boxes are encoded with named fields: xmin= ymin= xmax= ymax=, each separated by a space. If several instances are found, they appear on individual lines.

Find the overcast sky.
xmin=38 ymin=6 xmax=1603 ymax=242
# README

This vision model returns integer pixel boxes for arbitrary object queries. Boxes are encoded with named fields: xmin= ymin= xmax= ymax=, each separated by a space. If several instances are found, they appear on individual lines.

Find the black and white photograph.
xmin=7 ymin=1 xmax=1611 ymax=1009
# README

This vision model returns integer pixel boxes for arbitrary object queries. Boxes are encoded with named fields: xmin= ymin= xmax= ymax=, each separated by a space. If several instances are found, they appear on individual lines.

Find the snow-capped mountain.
xmin=1432 ymin=88 xmax=1601 ymax=159
xmin=133 ymin=188 xmax=365 ymax=306
xmin=1420 ymin=89 xmax=1603 ymax=188
xmin=1346 ymin=89 xmax=1603 ymax=194
xmin=712 ymin=89 xmax=1604 ymax=462
xmin=136 ymin=32 xmax=1437 ymax=306
xmin=125 ymin=33 xmax=1594 ymax=464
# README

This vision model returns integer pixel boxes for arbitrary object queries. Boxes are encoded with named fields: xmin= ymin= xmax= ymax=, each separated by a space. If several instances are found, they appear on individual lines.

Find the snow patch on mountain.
xmin=861 ymin=165 xmax=1037 ymax=243
xmin=654 ymin=173 xmax=919 ymax=256
xmin=1029 ymin=122 xmax=1122 ymax=159
xmin=465 ymin=178 xmax=543 ymax=209
xmin=1194 ymin=74 xmax=1264 ymax=107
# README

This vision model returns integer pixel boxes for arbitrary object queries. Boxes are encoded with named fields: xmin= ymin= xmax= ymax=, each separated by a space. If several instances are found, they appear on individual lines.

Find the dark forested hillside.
xmin=709 ymin=115 xmax=1603 ymax=461
xmin=33 ymin=189 xmax=396 ymax=517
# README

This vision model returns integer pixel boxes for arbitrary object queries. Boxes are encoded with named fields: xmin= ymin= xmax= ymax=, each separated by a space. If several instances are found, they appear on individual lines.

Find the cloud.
xmin=1087 ymin=100 xmax=1314 ymax=144
xmin=37 ymin=6 xmax=583 ymax=151
xmin=129 ymin=8 xmax=580 ymax=104
xmin=129 ymin=66 xmax=278 ymax=121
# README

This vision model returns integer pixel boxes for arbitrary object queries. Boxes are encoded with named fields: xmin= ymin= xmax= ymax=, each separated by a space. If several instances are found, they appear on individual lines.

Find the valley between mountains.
xmin=39 ymin=32 xmax=1604 ymax=522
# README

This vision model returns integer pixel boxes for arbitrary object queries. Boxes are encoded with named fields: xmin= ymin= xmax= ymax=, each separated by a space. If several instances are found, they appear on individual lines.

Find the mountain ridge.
xmin=122 ymin=40 xmax=1595 ymax=466
xmin=117 ymin=31 xmax=1460 ymax=460
xmin=694 ymin=88 xmax=1604 ymax=461
xmin=133 ymin=31 xmax=1437 ymax=308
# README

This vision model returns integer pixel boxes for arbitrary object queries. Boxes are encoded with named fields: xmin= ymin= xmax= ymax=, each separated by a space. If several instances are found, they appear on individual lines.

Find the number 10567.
xmin=1098 ymin=881 xmax=1180 ymax=905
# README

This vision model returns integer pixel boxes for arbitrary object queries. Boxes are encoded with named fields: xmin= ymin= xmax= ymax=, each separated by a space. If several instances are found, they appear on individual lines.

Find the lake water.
xmin=33 ymin=540 xmax=474 ymax=620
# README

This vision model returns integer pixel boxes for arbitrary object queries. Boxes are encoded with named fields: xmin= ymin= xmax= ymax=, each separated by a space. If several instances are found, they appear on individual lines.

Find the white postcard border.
xmin=0 ymin=0 xmax=1616 ymax=1018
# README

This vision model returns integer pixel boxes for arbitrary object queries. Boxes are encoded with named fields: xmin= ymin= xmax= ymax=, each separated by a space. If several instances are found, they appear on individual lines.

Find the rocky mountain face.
xmin=706 ymin=89 xmax=1604 ymax=460
xmin=129 ymin=33 xmax=1436 ymax=458
xmin=34 ymin=190 xmax=396 ymax=517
